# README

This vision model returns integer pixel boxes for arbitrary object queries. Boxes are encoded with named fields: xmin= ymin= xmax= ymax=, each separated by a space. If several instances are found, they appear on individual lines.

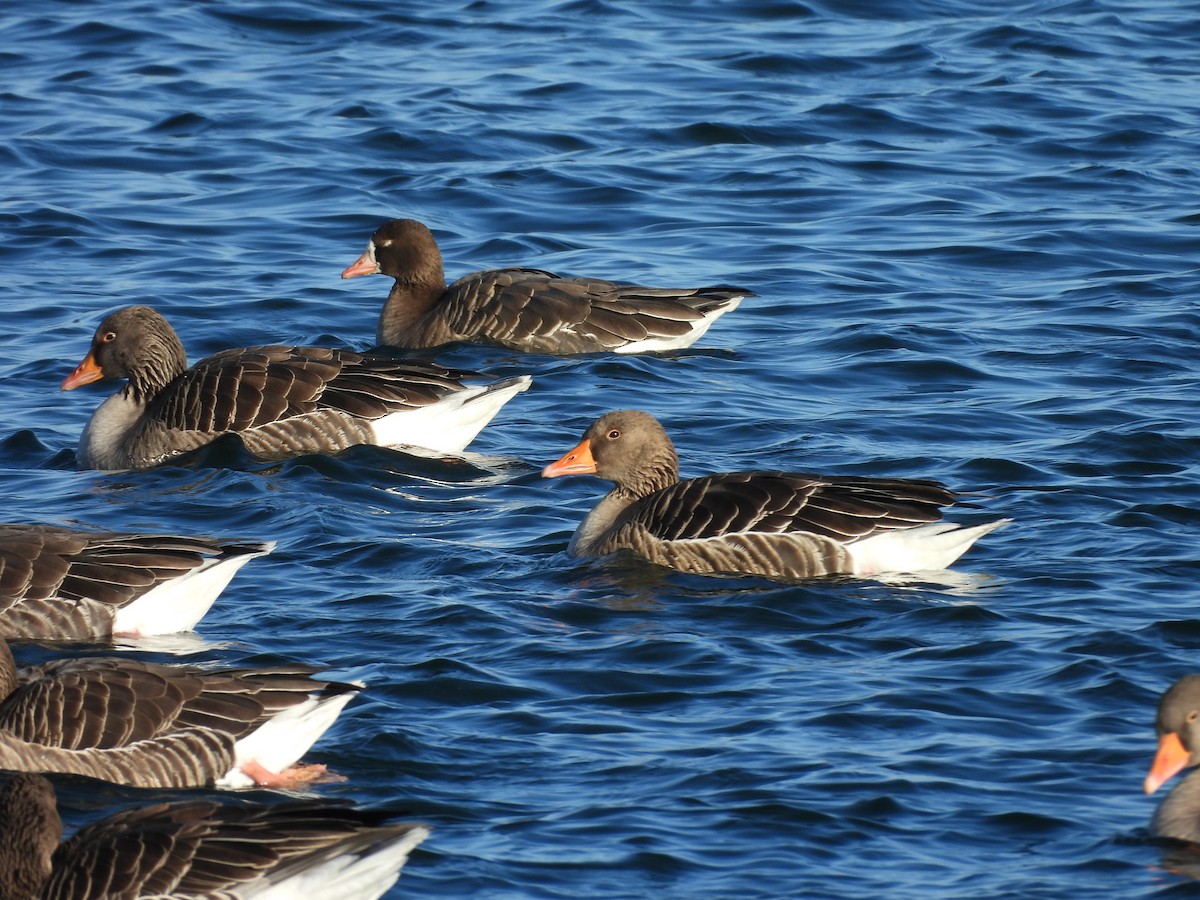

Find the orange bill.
xmin=341 ymin=248 xmax=379 ymax=279
xmin=542 ymin=438 xmax=597 ymax=478
xmin=61 ymin=353 xmax=104 ymax=391
xmin=1145 ymin=731 xmax=1189 ymax=794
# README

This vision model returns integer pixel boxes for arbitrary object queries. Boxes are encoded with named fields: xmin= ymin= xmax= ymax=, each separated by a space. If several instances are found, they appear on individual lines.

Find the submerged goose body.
xmin=542 ymin=410 xmax=1008 ymax=581
xmin=342 ymin=218 xmax=750 ymax=355
xmin=0 ymin=773 xmax=429 ymax=900
xmin=1144 ymin=675 xmax=1200 ymax=842
xmin=0 ymin=637 xmax=360 ymax=789
xmin=0 ymin=525 xmax=271 ymax=640
xmin=62 ymin=305 xmax=531 ymax=471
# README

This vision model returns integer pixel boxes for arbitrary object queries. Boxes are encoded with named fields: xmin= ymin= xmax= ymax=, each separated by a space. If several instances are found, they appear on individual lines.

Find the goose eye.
xmin=101 ymin=331 xmax=116 ymax=343
xmin=607 ymin=429 xmax=621 ymax=440
xmin=1189 ymin=711 xmax=1199 ymax=723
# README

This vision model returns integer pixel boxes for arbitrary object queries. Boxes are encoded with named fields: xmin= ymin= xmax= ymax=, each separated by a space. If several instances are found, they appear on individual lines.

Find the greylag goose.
xmin=341 ymin=218 xmax=751 ymax=354
xmin=0 ymin=637 xmax=359 ymax=789
xmin=541 ymin=410 xmax=1009 ymax=580
xmin=0 ymin=773 xmax=428 ymax=899
xmin=0 ymin=525 xmax=271 ymax=641
xmin=61 ymin=304 xmax=532 ymax=471
xmin=1144 ymin=675 xmax=1200 ymax=841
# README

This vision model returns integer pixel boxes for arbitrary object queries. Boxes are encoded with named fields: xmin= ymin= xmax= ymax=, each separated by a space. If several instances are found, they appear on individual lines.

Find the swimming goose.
xmin=0 ymin=637 xmax=360 ymax=789
xmin=542 ymin=410 xmax=1009 ymax=580
xmin=61 ymin=304 xmax=531 ymax=471
xmin=0 ymin=773 xmax=429 ymax=899
xmin=1144 ymin=675 xmax=1200 ymax=841
xmin=0 ymin=524 xmax=271 ymax=641
xmin=341 ymin=218 xmax=750 ymax=354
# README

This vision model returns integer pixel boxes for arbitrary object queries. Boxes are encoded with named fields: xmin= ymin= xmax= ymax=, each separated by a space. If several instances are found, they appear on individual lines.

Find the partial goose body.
xmin=0 ymin=773 xmax=429 ymax=899
xmin=0 ymin=524 xmax=271 ymax=640
xmin=342 ymin=218 xmax=750 ymax=355
xmin=542 ymin=410 xmax=1008 ymax=581
xmin=0 ymin=637 xmax=360 ymax=789
xmin=1144 ymin=675 xmax=1200 ymax=842
xmin=62 ymin=305 xmax=531 ymax=471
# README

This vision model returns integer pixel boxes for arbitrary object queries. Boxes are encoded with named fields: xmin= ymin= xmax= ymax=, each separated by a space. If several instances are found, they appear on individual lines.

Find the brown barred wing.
xmin=444 ymin=268 xmax=749 ymax=352
xmin=143 ymin=346 xmax=477 ymax=432
xmin=625 ymin=472 xmax=957 ymax=542
xmin=0 ymin=658 xmax=194 ymax=748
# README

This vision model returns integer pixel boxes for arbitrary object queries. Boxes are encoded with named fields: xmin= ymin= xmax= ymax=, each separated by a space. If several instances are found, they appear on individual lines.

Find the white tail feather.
xmin=614 ymin=297 xmax=745 ymax=354
xmin=370 ymin=375 xmax=531 ymax=453
xmin=113 ymin=542 xmax=274 ymax=636
xmin=848 ymin=519 xmax=1011 ymax=576
xmin=242 ymin=824 xmax=431 ymax=900
xmin=221 ymin=685 xmax=361 ymax=787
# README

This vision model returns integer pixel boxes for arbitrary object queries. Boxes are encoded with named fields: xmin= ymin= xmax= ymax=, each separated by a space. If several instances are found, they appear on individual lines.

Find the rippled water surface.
xmin=3 ymin=0 xmax=1200 ymax=896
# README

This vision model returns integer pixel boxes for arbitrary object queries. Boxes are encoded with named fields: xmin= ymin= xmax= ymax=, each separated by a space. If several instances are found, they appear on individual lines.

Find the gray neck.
xmin=568 ymin=486 xmax=639 ymax=556
xmin=77 ymin=387 xmax=147 ymax=471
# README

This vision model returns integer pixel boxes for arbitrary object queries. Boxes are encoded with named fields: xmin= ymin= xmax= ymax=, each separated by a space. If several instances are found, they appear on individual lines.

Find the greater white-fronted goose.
xmin=0 ymin=525 xmax=271 ymax=641
xmin=542 ymin=410 xmax=1009 ymax=580
xmin=0 ymin=637 xmax=359 ymax=789
xmin=0 ymin=772 xmax=429 ymax=899
xmin=1144 ymin=675 xmax=1200 ymax=841
xmin=341 ymin=218 xmax=751 ymax=354
xmin=61 ymin=304 xmax=532 ymax=471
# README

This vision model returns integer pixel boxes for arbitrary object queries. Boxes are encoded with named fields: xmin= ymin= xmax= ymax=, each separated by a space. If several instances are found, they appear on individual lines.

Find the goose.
xmin=0 ymin=772 xmax=429 ymax=899
xmin=0 ymin=636 xmax=360 ymax=789
xmin=541 ymin=410 xmax=1009 ymax=580
xmin=61 ymin=304 xmax=532 ymax=471
xmin=0 ymin=524 xmax=271 ymax=641
xmin=341 ymin=218 xmax=750 ymax=354
xmin=1144 ymin=675 xmax=1200 ymax=841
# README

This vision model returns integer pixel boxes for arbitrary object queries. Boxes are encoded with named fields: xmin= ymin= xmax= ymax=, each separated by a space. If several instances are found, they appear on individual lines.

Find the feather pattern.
xmin=62 ymin=305 xmax=530 ymax=471
xmin=0 ymin=773 xmax=429 ymax=899
xmin=341 ymin=219 xmax=750 ymax=354
xmin=0 ymin=727 xmax=235 ymax=789
xmin=542 ymin=410 xmax=1009 ymax=580
xmin=0 ymin=638 xmax=360 ymax=788
xmin=0 ymin=525 xmax=271 ymax=641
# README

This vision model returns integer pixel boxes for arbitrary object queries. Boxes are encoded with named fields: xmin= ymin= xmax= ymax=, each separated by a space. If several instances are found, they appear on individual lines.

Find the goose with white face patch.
xmin=342 ymin=218 xmax=750 ymax=355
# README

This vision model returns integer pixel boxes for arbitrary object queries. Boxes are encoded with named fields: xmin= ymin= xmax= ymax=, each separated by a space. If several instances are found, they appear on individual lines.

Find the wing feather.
xmin=624 ymin=472 xmax=956 ymax=543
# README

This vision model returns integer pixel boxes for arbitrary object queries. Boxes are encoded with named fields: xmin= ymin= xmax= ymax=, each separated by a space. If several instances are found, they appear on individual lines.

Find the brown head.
xmin=61 ymin=305 xmax=189 ymax=401
xmin=341 ymin=218 xmax=445 ymax=286
xmin=542 ymin=409 xmax=680 ymax=497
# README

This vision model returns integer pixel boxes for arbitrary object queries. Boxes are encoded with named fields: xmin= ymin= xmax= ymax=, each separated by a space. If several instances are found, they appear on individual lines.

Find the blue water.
xmin=3 ymin=0 xmax=1199 ymax=895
